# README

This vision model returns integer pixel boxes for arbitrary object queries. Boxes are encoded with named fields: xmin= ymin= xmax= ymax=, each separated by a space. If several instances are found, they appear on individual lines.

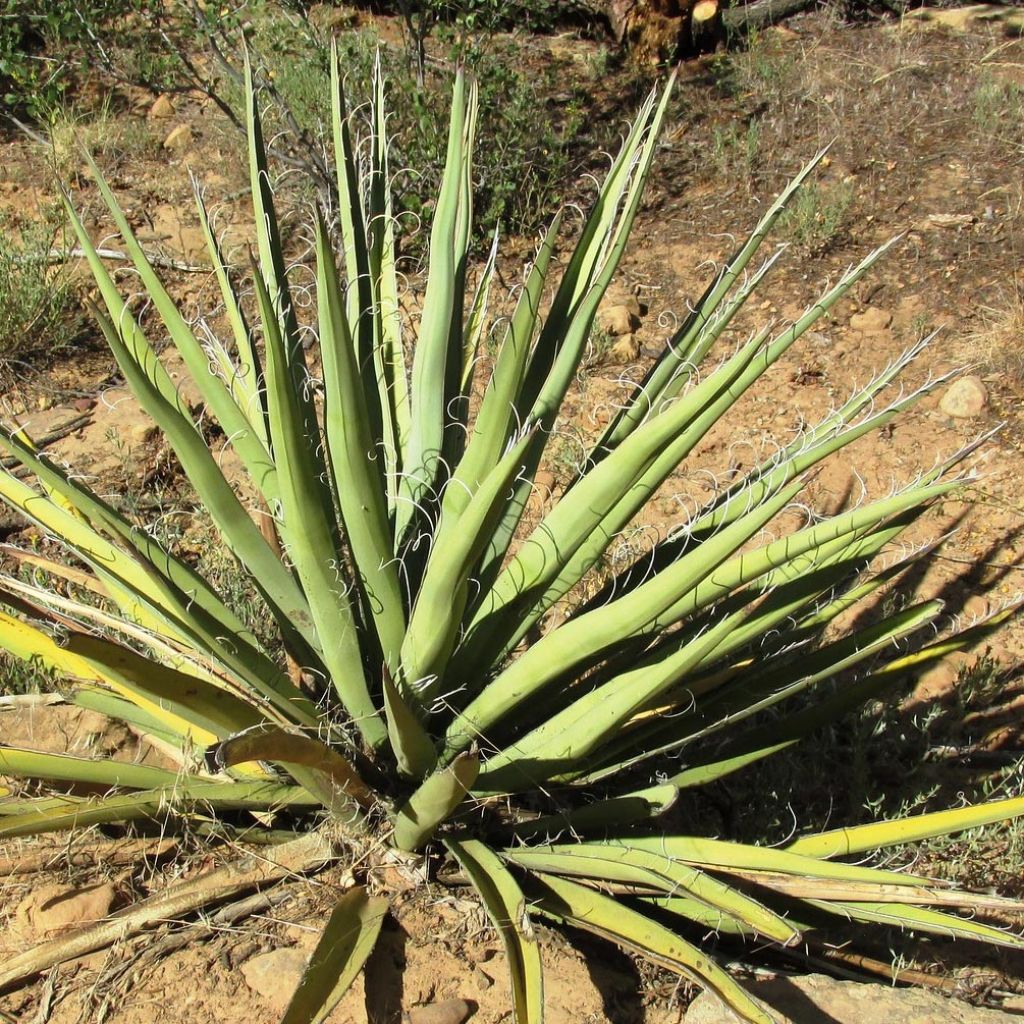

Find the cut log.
xmin=721 ymin=0 xmax=818 ymax=36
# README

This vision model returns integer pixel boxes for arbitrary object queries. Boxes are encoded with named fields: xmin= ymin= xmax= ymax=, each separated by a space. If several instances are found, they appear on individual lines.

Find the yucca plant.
xmin=0 ymin=48 xmax=1022 ymax=1023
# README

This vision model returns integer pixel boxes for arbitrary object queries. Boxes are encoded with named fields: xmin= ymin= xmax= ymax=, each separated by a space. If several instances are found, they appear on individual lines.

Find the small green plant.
xmin=0 ymin=55 xmax=1023 ymax=1024
xmin=778 ymin=179 xmax=854 ymax=252
xmin=973 ymin=74 xmax=1024 ymax=150
xmin=711 ymin=28 xmax=800 ymax=104
xmin=711 ymin=119 xmax=760 ymax=180
xmin=0 ymin=210 xmax=84 ymax=371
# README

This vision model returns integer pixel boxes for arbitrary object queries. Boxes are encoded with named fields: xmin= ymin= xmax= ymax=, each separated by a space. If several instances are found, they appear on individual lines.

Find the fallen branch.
xmin=0 ymin=830 xmax=335 ymax=992
xmin=0 ymin=413 xmax=93 ymax=474
xmin=721 ymin=0 xmax=818 ymax=36
xmin=0 ymin=838 xmax=176 ymax=877
xmin=16 ymin=247 xmax=208 ymax=274
xmin=0 ymin=693 xmax=66 ymax=712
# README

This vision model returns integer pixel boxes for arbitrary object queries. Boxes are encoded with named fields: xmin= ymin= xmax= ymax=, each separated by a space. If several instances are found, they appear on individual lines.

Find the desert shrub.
xmin=0 ymin=57 xmax=1022 ymax=1024
xmin=0 ymin=211 xmax=83 ymax=368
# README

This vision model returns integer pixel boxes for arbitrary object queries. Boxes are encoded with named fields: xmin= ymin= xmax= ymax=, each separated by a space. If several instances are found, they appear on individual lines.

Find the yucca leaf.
xmin=85 ymin=155 xmax=279 ymax=506
xmin=0 ymin=606 xmax=210 ymax=743
xmin=402 ymin=428 xmax=535 ymax=695
xmin=470 ymin=81 xmax=674 ymax=600
xmin=315 ymin=211 xmax=405 ymax=669
xmin=505 ymin=844 xmax=799 ymax=945
xmin=382 ymin=671 xmax=437 ymax=778
xmin=577 ymin=597 xmax=945 ymax=786
xmin=730 ymin=870 xmax=1022 ymax=912
xmin=596 ymin=149 xmax=829 ymax=453
xmin=392 ymin=752 xmax=479 ymax=852
xmin=527 ymin=872 xmax=776 ymax=1024
xmin=85 ymin=301 xmax=323 ymax=662
xmin=0 ymin=780 xmax=318 ymax=839
xmin=67 ymin=632 xmax=268 ymax=742
xmin=446 ymin=839 xmax=543 ymax=1024
xmin=0 ymin=746 xmax=180 ymax=790
xmin=193 ymin=180 xmax=268 ymax=446
xmin=280 ymin=885 xmax=389 ymax=1024
xmin=503 ymin=784 xmax=678 ymax=842
xmin=461 ymin=228 xmax=499 ymax=393
xmin=329 ymin=46 xmax=381 ymax=430
xmin=808 ymin=900 xmax=1024 ymax=948
xmin=448 ymin=478 xmax=805 ymax=764
xmin=71 ymin=688 xmax=192 ymax=754
xmin=0 ymin=432 xmax=309 ymax=718
xmin=398 ymin=70 xmax=472 ymax=540
xmin=621 ymin=836 xmax=935 ymax=889
xmin=661 ymin=605 xmax=1022 ymax=791
xmin=251 ymin=266 xmax=386 ymax=749
xmin=788 ymin=794 xmax=1024 ymax=859
xmin=207 ymin=724 xmax=375 ymax=819
xmin=244 ymin=57 xmax=305 ymax=400
xmin=443 ymin=212 xmax=562 ymax=529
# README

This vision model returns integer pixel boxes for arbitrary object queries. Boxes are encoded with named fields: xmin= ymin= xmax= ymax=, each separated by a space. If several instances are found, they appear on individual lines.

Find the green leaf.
xmin=446 ymin=839 xmax=543 ymax=1024
xmin=0 ymin=746 xmax=180 ymax=790
xmin=392 ymin=752 xmax=479 ymax=852
xmin=250 ymin=265 xmax=386 ymax=749
xmin=788 ymin=795 xmax=1024 ymax=859
xmin=382 ymin=671 xmax=437 ymax=779
xmin=0 ymin=781 xmax=318 ymax=839
xmin=527 ymin=872 xmax=777 ymax=1024
xmin=280 ymin=886 xmax=389 ymax=1024
xmin=207 ymin=724 xmax=374 ymax=821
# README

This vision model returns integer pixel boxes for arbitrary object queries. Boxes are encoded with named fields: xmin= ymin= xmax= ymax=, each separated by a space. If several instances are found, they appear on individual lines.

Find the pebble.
xmin=939 ymin=375 xmax=988 ymax=418
xmin=406 ymin=999 xmax=475 ymax=1024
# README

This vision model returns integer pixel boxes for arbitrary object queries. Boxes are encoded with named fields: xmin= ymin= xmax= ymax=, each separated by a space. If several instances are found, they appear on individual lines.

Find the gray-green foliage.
xmin=0 ymin=54 xmax=1021 ymax=1024
xmin=0 ymin=211 xmax=83 ymax=366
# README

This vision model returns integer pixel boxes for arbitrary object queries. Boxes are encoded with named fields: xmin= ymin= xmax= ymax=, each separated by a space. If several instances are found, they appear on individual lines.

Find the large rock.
xmin=14 ymin=881 xmax=116 ymax=938
xmin=240 ymin=947 xmax=308 ymax=1012
xmin=684 ymin=974 xmax=1014 ymax=1023
xmin=940 ymin=375 xmax=989 ymax=418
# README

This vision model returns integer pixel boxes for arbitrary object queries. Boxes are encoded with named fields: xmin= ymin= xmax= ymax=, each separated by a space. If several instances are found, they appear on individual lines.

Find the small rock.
xmin=241 ymin=948 xmax=308 ymax=1012
xmin=162 ymin=124 xmax=193 ymax=151
xmin=940 ymin=375 xmax=988 ymax=418
xmin=925 ymin=212 xmax=975 ymax=229
xmin=610 ymin=334 xmax=641 ymax=362
xmin=15 ymin=882 xmax=116 ymax=938
xmin=73 ymin=397 xmax=96 ymax=412
xmin=684 ymin=972 xmax=1013 ymax=1023
xmin=597 ymin=304 xmax=640 ymax=337
xmin=406 ymin=999 xmax=475 ymax=1024
xmin=148 ymin=94 xmax=176 ymax=119
xmin=849 ymin=306 xmax=892 ymax=333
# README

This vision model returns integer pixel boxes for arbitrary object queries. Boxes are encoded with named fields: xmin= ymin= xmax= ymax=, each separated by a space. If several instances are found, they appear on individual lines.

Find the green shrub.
xmin=0 ymin=57 xmax=1021 ymax=1024
xmin=0 ymin=211 xmax=83 ymax=369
